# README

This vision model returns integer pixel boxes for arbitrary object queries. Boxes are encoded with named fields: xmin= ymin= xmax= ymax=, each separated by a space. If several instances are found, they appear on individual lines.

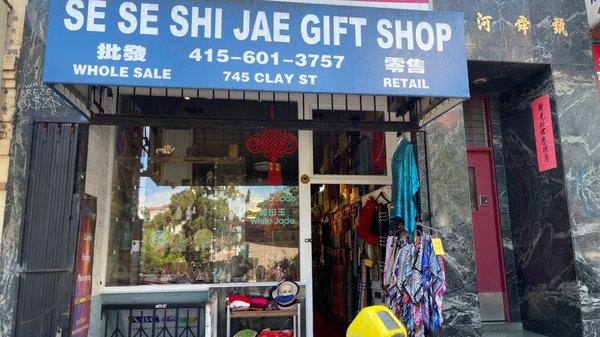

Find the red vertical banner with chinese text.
xmin=70 ymin=196 xmax=97 ymax=337
xmin=593 ymin=44 xmax=600 ymax=90
xmin=531 ymin=94 xmax=558 ymax=172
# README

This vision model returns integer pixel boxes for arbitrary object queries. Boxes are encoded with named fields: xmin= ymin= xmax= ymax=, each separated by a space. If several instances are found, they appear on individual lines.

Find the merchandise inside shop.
xmin=308 ymin=132 xmax=446 ymax=337
xmin=105 ymin=95 xmax=301 ymax=286
xmin=88 ymin=89 xmax=452 ymax=337
xmin=36 ymin=2 xmax=469 ymax=337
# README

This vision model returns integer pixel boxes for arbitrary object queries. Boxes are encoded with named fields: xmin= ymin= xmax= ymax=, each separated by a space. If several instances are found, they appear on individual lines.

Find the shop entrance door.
xmin=296 ymin=96 xmax=397 ymax=337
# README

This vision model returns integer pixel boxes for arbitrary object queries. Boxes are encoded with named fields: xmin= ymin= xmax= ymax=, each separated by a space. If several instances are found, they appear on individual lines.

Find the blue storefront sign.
xmin=44 ymin=0 xmax=469 ymax=98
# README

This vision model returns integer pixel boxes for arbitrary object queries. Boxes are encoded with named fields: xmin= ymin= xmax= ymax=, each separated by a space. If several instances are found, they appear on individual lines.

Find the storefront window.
xmin=106 ymin=105 xmax=299 ymax=285
xmin=313 ymin=110 xmax=387 ymax=175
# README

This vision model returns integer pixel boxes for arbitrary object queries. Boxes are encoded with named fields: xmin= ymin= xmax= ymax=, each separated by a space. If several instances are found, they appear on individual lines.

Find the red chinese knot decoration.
xmin=246 ymin=129 xmax=298 ymax=185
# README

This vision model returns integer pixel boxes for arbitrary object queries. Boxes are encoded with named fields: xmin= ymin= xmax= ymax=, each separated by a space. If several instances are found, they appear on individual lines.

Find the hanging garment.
xmin=378 ymin=205 xmax=390 ymax=283
xmin=384 ymin=234 xmax=446 ymax=337
xmin=383 ymin=236 xmax=397 ymax=287
xmin=391 ymin=139 xmax=420 ymax=238
xmin=371 ymin=132 xmax=386 ymax=174
xmin=358 ymin=198 xmax=379 ymax=244
xmin=354 ymin=135 xmax=371 ymax=175
xmin=357 ymin=240 xmax=371 ymax=311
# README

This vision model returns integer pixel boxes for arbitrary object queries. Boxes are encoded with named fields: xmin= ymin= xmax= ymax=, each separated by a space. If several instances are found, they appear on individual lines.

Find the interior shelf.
xmin=229 ymin=308 xmax=299 ymax=318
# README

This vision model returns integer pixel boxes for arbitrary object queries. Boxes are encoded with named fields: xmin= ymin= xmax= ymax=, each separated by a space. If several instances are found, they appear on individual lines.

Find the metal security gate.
xmin=14 ymin=123 xmax=82 ymax=337
xmin=102 ymin=304 xmax=206 ymax=337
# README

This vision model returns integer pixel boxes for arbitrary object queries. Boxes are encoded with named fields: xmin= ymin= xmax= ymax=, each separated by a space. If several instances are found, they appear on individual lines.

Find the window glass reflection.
xmin=106 ymin=125 xmax=299 ymax=286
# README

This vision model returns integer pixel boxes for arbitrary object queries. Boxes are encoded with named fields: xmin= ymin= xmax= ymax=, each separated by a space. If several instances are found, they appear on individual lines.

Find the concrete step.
xmin=482 ymin=322 xmax=524 ymax=332
xmin=482 ymin=323 xmax=547 ymax=337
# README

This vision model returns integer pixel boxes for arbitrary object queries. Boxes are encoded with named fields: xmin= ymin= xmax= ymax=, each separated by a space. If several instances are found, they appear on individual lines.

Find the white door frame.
xmin=297 ymin=94 xmax=396 ymax=337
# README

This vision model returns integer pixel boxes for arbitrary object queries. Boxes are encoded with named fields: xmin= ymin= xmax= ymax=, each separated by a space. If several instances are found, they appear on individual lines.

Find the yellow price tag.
xmin=363 ymin=259 xmax=374 ymax=268
xmin=432 ymin=238 xmax=445 ymax=256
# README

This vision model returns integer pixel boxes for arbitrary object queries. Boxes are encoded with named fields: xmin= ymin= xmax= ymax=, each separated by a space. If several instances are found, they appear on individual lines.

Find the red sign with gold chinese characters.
xmin=531 ymin=94 xmax=558 ymax=172
xmin=593 ymin=44 xmax=600 ymax=90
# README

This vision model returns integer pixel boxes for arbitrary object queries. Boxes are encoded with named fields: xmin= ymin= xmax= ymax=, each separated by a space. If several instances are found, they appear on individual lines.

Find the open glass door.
xmin=296 ymin=95 xmax=397 ymax=337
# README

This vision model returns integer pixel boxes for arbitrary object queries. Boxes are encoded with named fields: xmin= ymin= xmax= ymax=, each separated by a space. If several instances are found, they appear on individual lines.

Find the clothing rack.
xmin=393 ymin=100 xmax=434 ymax=237
xmin=326 ymin=199 xmax=360 ymax=215
xmin=360 ymin=186 xmax=392 ymax=206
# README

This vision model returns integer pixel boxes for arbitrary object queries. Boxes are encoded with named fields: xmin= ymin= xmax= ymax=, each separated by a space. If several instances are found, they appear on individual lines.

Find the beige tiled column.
xmin=0 ymin=0 xmax=27 ymax=246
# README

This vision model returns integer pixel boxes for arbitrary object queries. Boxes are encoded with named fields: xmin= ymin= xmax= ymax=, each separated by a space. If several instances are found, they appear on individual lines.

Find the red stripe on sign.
xmin=349 ymin=0 xmax=429 ymax=3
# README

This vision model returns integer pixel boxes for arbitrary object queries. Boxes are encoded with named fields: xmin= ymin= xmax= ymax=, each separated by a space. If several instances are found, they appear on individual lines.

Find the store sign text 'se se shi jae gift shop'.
xmin=44 ymin=0 xmax=469 ymax=98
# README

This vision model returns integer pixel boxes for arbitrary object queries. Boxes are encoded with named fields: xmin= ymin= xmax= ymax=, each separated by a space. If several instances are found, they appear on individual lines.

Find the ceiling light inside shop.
xmin=184 ymin=96 xmax=191 ymax=100
xmin=473 ymin=77 xmax=489 ymax=85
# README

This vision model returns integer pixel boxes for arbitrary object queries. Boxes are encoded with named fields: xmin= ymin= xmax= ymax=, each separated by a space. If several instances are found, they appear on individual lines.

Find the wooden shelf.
xmin=229 ymin=308 xmax=298 ymax=318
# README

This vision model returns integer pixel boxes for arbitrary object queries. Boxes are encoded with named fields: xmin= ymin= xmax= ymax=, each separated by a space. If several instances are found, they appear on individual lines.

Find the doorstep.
xmin=482 ymin=323 xmax=524 ymax=332
xmin=482 ymin=323 xmax=547 ymax=337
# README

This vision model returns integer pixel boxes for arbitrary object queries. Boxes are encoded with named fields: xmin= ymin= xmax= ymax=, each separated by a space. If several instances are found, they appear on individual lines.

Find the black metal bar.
xmin=92 ymin=114 xmax=420 ymax=132
xmin=104 ymin=311 xmax=109 ymax=337
xmin=128 ymin=309 xmax=133 ymax=337
xmin=359 ymin=95 xmax=363 ymax=111
xmin=18 ymin=268 xmax=71 ymax=274
xmin=411 ymin=130 xmax=422 ymax=223
xmin=174 ymin=308 xmax=179 ymax=337
xmin=116 ymin=87 xmax=120 ymax=115
xmin=227 ymin=90 xmax=231 ymax=116
xmin=302 ymin=93 xmax=306 ymax=120
xmin=374 ymin=95 xmax=377 ymax=112
xmin=196 ymin=308 xmax=201 ymax=337
xmin=102 ymin=303 xmax=204 ymax=311
xmin=345 ymin=94 xmax=348 ymax=111
xmin=330 ymin=93 xmax=334 ymax=111
xmin=316 ymin=93 xmax=320 ymax=110
xmin=211 ymin=90 xmax=215 ymax=115
xmin=287 ymin=92 xmax=291 ymax=117
xmin=423 ymin=130 xmax=433 ymax=220
xmin=151 ymin=309 xmax=157 ymax=337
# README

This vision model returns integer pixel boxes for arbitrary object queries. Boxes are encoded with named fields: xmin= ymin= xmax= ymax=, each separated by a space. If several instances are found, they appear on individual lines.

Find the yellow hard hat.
xmin=346 ymin=305 xmax=408 ymax=337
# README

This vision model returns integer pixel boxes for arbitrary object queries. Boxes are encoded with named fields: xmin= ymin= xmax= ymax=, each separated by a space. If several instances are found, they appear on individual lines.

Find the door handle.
xmin=479 ymin=195 xmax=489 ymax=206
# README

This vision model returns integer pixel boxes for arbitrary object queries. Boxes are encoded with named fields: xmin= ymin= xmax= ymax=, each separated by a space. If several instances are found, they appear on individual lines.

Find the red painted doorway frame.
xmin=465 ymin=96 xmax=510 ymax=322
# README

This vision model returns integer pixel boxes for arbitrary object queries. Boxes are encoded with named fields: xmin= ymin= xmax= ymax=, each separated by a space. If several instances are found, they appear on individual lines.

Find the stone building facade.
xmin=0 ymin=1 xmax=599 ymax=337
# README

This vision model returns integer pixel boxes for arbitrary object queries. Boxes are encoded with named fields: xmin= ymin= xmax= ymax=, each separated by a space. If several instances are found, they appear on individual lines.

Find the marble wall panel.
xmin=488 ymin=95 xmax=521 ymax=322
xmin=436 ymin=1 xmax=599 ymax=335
xmin=425 ymin=105 xmax=482 ymax=337
xmin=499 ymin=68 xmax=582 ymax=336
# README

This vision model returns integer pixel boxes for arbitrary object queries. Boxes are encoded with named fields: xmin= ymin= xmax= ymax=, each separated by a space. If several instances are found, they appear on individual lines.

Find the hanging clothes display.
xmin=384 ymin=234 xmax=446 ymax=337
xmin=315 ymin=203 xmax=361 ymax=325
xmin=391 ymin=138 xmax=420 ymax=238
xmin=371 ymin=132 xmax=386 ymax=174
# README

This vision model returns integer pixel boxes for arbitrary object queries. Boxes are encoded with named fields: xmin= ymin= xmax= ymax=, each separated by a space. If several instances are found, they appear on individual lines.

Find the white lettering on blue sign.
xmin=45 ymin=0 xmax=469 ymax=98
